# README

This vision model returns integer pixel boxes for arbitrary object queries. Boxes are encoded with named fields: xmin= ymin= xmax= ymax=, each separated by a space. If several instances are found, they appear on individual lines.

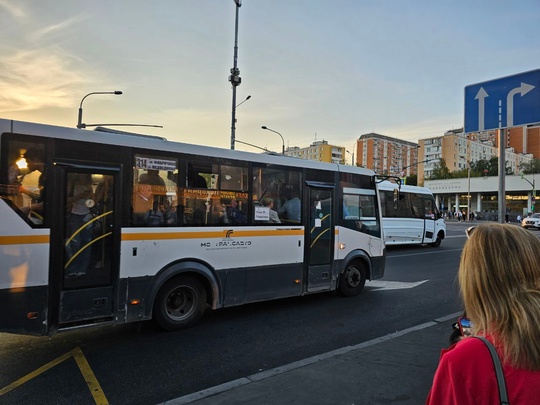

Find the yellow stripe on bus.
xmin=122 ymin=228 xmax=304 ymax=241
xmin=0 ymin=235 xmax=49 ymax=245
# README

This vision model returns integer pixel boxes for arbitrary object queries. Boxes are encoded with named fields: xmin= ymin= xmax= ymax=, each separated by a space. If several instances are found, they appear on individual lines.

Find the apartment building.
xmin=355 ymin=133 xmax=418 ymax=176
xmin=285 ymin=140 xmax=345 ymax=164
xmin=418 ymin=126 xmax=537 ymax=184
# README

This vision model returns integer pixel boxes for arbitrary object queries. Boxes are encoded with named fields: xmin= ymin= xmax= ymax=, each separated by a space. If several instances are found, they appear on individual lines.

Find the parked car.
xmin=521 ymin=213 xmax=540 ymax=229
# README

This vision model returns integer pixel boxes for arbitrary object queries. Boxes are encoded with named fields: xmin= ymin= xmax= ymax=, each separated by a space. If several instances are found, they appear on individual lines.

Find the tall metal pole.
xmin=229 ymin=0 xmax=242 ymax=150
xmin=498 ymin=128 xmax=506 ymax=223
xmin=467 ymin=162 xmax=471 ymax=221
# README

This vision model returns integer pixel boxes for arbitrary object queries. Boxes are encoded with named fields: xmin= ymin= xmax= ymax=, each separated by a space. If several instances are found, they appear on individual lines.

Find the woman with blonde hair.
xmin=427 ymin=223 xmax=540 ymax=404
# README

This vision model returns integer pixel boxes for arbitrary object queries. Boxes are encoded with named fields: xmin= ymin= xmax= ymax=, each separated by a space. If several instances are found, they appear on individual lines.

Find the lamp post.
xmin=261 ymin=126 xmax=285 ymax=154
xmin=77 ymin=91 xmax=122 ymax=129
xmin=520 ymin=173 xmax=536 ymax=213
xmin=459 ymin=156 xmax=471 ymax=221
xmin=229 ymin=0 xmax=243 ymax=150
xmin=402 ymin=159 xmax=431 ymax=185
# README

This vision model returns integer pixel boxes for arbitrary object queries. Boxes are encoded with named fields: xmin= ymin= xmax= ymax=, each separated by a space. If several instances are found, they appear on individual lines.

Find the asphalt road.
xmin=0 ymin=223 xmax=470 ymax=404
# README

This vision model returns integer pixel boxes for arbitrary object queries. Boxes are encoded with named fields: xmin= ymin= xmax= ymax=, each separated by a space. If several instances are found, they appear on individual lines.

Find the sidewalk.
xmin=163 ymin=312 xmax=461 ymax=405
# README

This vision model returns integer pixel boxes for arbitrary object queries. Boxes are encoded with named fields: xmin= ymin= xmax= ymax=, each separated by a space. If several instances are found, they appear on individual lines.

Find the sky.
xmin=1 ymin=1 xmax=539 ymax=158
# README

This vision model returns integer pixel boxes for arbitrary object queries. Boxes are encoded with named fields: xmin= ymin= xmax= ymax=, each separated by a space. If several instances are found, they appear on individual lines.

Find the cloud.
xmin=28 ymin=14 xmax=88 ymax=42
xmin=0 ymin=0 xmax=27 ymax=22
xmin=0 ymin=48 xmax=91 ymax=112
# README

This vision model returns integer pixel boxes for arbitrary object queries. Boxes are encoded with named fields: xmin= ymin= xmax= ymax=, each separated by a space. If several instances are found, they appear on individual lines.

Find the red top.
xmin=426 ymin=336 xmax=540 ymax=404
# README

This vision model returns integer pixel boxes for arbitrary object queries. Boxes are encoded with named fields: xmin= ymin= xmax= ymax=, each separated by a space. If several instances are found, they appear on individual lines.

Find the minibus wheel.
xmin=154 ymin=275 xmax=207 ymax=331
xmin=431 ymin=235 xmax=442 ymax=247
xmin=339 ymin=262 xmax=366 ymax=297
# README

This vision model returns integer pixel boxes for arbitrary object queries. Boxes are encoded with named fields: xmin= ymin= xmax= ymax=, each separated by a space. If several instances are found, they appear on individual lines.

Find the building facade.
xmin=418 ymin=126 xmax=537 ymax=185
xmin=356 ymin=133 xmax=418 ymax=176
xmin=285 ymin=140 xmax=346 ymax=164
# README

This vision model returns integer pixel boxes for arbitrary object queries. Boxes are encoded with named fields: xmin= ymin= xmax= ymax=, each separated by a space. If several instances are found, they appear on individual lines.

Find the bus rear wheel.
xmin=339 ymin=262 xmax=366 ymax=297
xmin=154 ymin=275 xmax=207 ymax=331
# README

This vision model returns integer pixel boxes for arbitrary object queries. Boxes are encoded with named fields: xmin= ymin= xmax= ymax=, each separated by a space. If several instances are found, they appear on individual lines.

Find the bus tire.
xmin=153 ymin=275 xmax=207 ymax=331
xmin=338 ymin=262 xmax=366 ymax=297
xmin=431 ymin=235 xmax=442 ymax=247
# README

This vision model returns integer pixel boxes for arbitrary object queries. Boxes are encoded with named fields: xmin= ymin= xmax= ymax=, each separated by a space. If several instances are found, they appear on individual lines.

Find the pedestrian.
xmin=426 ymin=224 xmax=540 ymax=404
xmin=517 ymin=214 xmax=522 ymax=223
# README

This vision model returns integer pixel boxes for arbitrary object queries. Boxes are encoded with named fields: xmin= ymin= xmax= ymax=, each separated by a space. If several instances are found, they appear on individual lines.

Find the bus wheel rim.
xmin=165 ymin=286 xmax=198 ymax=321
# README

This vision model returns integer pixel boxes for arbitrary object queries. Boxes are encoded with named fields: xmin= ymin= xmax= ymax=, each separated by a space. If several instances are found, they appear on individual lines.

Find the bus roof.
xmin=377 ymin=180 xmax=434 ymax=195
xmin=0 ymin=118 xmax=375 ymax=177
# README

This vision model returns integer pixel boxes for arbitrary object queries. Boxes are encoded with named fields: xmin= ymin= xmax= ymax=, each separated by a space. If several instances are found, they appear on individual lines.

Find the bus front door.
xmin=51 ymin=163 xmax=120 ymax=332
xmin=306 ymin=186 xmax=334 ymax=292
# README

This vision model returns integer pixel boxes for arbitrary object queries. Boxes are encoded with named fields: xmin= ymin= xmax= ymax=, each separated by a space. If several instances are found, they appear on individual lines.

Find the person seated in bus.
xmin=227 ymin=199 xmax=247 ymax=225
xmin=145 ymin=201 xmax=165 ymax=226
xmin=278 ymin=188 xmax=301 ymax=222
xmin=261 ymin=196 xmax=281 ymax=223
xmin=18 ymin=147 xmax=46 ymax=222
xmin=192 ymin=202 xmax=207 ymax=225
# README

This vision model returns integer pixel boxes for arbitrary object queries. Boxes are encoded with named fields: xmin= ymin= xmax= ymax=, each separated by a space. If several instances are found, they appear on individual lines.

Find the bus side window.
xmin=1 ymin=139 xmax=46 ymax=226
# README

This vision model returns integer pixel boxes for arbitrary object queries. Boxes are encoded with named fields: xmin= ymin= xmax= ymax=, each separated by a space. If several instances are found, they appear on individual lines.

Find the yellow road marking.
xmin=0 ymin=347 xmax=108 ymax=405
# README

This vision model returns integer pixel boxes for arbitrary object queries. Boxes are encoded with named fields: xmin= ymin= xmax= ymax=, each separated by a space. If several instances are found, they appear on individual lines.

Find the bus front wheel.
xmin=431 ymin=235 xmax=442 ymax=247
xmin=154 ymin=275 xmax=207 ymax=331
xmin=339 ymin=262 xmax=366 ymax=297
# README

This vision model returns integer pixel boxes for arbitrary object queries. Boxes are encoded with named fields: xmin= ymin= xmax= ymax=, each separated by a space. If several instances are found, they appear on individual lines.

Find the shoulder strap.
xmin=474 ymin=336 xmax=509 ymax=405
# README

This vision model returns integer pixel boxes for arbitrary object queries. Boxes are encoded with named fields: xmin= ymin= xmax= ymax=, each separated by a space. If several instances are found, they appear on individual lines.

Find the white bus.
xmin=378 ymin=181 xmax=446 ymax=247
xmin=0 ymin=118 xmax=386 ymax=336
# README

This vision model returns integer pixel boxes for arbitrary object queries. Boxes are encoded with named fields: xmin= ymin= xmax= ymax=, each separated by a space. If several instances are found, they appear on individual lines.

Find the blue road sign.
xmin=464 ymin=69 xmax=540 ymax=133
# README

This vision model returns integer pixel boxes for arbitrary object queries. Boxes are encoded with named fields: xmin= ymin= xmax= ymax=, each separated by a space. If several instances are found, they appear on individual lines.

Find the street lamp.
xmin=77 ymin=91 xmax=122 ymax=129
xmin=236 ymin=95 xmax=251 ymax=108
xmin=261 ymin=126 xmax=285 ymax=154
xmin=229 ymin=0 xmax=243 ymax=150
xmin=520 ymin=172 xmax=536 ymax=213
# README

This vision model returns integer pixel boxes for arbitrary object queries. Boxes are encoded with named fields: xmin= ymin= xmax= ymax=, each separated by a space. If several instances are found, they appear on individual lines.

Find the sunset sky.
xmin=1 ymin=0 xmax=539 ymax=157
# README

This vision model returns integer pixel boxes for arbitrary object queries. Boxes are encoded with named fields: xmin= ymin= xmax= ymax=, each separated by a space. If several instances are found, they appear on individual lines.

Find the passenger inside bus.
xmin=227 ymin=199 xmax=247 ymax=224
xmin=278 ymin=188 xmax=301 ymax=223
xmin=18 ymin=147 xmax=46 ymax=223
xmin=261 ymin=196 xmax=281 ymax=223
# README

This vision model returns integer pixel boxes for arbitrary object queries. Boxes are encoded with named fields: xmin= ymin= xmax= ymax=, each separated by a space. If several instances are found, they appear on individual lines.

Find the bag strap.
xmin=474 ymin=336 xmax=509 ymax=405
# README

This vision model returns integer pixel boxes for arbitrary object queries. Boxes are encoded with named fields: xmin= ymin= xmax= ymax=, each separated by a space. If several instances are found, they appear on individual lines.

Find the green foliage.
xmin=519 ymin=158 xmax=540 ymax=174
xmin=429 ymin=158 xmax=451 ymax=179
xmin=429 ymin=157 xmax=513 ymax=180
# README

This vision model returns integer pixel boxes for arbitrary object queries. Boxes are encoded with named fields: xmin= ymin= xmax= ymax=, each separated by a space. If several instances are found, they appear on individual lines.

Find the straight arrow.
xmin=507 ymin=82 xmax=535 ymax=127
xmin=475 ymin=87 xmax=488 ymax=131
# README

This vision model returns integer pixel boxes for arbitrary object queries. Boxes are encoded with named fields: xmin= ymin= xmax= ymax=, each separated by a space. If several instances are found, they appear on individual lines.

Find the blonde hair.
xmin=459 ymin=223 xmax=540 ymax=370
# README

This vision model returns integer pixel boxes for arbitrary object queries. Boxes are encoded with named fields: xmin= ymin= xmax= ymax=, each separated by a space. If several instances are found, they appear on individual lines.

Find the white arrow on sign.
xmin=367 ymin=280 xmax=428 ymax=291
xmin=475 ymin=87 xmax=489 ymax=131
xmin=507 ymin=82 xmax=535 ymax=127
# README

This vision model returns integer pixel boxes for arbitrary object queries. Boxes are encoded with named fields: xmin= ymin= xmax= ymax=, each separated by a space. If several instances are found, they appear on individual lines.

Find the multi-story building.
xmin=355 ymin=133 xmax=418 ymax=176
xmin=418 ymin=127 xmax=536 ymax=184
xmin=285 ymin=140 xmax=345 ymax=164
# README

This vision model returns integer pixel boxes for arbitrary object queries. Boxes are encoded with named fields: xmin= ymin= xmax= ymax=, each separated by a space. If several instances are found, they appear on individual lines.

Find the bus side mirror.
xmin=393 ymin=189 xmax=399 ymax=210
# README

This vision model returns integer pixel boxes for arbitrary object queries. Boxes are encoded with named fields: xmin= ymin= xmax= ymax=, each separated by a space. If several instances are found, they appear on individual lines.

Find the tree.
xmin=429 ymin=158 xmax=451 ymax=180
xmin=519 ymin=158 xmax=540 ymax=174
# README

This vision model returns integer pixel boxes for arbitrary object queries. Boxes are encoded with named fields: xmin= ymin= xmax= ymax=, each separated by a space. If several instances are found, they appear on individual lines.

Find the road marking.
xmin=162 ymin=311 xmax=463 ymax=405
xmin=0 ymin=347 xmax=108 ymax=405
xmin=366 ymin=280 xmax=428 ymax=291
